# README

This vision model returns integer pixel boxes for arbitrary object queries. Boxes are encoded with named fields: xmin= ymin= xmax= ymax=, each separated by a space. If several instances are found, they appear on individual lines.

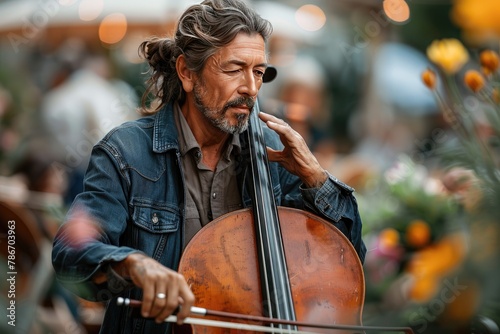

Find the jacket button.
xmin=152 ymin=213 xmax=159 ymax=224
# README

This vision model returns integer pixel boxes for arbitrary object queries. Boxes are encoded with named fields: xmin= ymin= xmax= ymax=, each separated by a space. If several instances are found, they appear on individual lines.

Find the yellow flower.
xmin=426 ymin=38 xmax=469 ymax=74
xmin=464 ymin=70 xmax=485 ymax=93
xmin=452 ymin=0 xmax=500 ymax=43
xmin=421 ymin=68 xmax=437 ymax=90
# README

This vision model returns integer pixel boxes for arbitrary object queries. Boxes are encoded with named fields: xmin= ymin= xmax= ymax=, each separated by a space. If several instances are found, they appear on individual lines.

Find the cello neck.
xmin=246 ymin=100 xmax=296 ymax=324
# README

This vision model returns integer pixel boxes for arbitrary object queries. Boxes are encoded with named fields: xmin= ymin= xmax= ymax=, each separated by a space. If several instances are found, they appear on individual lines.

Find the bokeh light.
xmin=58 ymin=0 xmax=78 ymax=6
xmin=295 ymin=4 xmax=326 ymax=32
xmin=79 ymin=0 xmax=104 ymax=22
xmin=99 ymin=13 xmax=128 ymax=45
xmin=383 ymin=0 xmax=410 ymax=24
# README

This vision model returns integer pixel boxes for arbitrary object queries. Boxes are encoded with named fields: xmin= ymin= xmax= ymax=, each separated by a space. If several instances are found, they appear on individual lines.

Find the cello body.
xmin=177 ymin=206 xmax=365 ymax=333
xmin=175 ymin=100 xmax=365 ymax=334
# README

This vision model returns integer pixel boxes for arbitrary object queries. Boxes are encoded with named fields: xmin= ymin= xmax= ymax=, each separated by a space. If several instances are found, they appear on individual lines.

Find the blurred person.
xmin=0 ymin=85 xmax=16 ymax=175
xmin=263 ymin=56 xmax=335 ymax=154
xmin=13 ymin=151 xmax=90 ymax=333
xmin=263 ymin=56 xmax=378 ymax=191
xmin=38 ymin=38 xmax=139 ymax=204
xmin=14 ymin=150 xmax=68 ymax=239
xmin=52 ymin=1 xmax=366 ymax=333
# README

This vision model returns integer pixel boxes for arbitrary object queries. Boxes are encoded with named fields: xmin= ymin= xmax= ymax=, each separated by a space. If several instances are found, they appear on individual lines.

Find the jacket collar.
xmin=152 ymin=103 xmax=179 ymax=153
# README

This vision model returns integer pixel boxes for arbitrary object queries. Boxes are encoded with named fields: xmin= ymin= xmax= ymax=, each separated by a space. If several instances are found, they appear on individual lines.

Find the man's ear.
xmin=176 ymin=55 xmax=194 ymax=93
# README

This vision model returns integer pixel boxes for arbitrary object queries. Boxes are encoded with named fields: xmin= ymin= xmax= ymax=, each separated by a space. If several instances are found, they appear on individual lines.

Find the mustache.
xmin=224 ymin=96 xmax=255 ymax=111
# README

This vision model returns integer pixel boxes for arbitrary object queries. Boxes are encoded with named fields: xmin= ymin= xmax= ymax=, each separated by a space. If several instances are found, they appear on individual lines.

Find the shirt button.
xmin=212 ymin=192 xmax=217 ymax=199
xmin=152 ymin=213 xmax=159 ymax=224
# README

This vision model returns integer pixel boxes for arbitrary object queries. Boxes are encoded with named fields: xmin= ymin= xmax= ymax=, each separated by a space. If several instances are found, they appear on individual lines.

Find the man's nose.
xmin=240 ymin=72 xmax=259 ymax=97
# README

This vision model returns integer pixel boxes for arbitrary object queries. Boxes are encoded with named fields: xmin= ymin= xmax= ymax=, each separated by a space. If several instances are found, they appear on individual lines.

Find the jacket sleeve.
xmin=51 ymin=142 xmax=140 ymax=301
xmin=300 ymin=173 xmax=366 ymax=264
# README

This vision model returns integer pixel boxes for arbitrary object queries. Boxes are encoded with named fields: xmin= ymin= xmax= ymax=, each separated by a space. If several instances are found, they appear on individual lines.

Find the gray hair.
xmin=138 ymin=0 xmax=273 ymax=114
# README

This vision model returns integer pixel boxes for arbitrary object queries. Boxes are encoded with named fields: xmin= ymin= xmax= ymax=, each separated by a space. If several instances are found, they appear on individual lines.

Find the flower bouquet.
xmin=422 ymin=39 xmax=500 ymax=217
xmin=359 ymin=155 xmax=462 ymax=303
xmin=419 ymin=38 xmax=500 ymax=327
xmin=360 ymin=39 xmax=500 ymax=329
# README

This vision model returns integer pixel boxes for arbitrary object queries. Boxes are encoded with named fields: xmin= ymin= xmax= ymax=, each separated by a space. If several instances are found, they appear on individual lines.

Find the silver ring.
xmin=157 ymin=293 xmax=166 ymax=299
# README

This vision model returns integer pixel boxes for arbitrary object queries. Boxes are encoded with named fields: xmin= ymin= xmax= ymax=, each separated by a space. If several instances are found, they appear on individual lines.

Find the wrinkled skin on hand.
xmin=259 ymin=112 xmax=327 ymax=188
xmin=116 ymin=253 xmax=195 ymax=324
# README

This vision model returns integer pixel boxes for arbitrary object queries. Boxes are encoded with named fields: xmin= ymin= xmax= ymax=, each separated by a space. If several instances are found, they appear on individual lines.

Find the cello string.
xmin=244 ymin=108 xmax=294 ymax=324
xmin=248 ymin=104 xmax=296 ymax=323
xmin=248 ymin=107 xmax=276 ymax=320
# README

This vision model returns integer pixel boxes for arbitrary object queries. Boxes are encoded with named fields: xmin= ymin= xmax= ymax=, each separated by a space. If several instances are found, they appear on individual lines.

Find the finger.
xmin=141 ymin=278 xmax=155 ymax=318
xmin=265 ymin=119 xmax=286 ymax=133
xmin=261 ymin=115 xmax=288 ymax=132
xmin=263 ymin=118 xmax=299 ymax=145
xmin=176 ymin=281 xmax=195 ymax=324
xmin=150 ymin=281 xmax=169 ymax=322
xmin=258 ymin=111 xmax=285 ymax=124
xmin=259 ymin=112 xmax=302 ymax=145
xmin=155 ymin=273 xmax=184 ymax=323
xmin=266 ymin=146 xmax=281 ymax=163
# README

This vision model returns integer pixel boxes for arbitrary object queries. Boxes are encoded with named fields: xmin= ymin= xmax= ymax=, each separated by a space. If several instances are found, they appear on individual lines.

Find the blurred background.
xmin=1 ymin=0 xmax=500 ymax=333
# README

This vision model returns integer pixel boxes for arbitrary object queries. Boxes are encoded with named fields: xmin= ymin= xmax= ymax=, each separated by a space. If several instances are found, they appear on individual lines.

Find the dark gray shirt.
xmin=174 ymin=104 xmax=243 ymax=246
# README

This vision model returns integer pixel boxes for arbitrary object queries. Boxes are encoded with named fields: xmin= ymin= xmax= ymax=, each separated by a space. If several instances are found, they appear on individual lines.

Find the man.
xmin=52 ymin=0 xmax=366 ymax=333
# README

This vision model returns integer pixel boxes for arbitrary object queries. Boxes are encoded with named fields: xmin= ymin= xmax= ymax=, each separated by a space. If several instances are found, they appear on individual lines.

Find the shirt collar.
xmin=174 ymin=102 xmax=199 ymax=157
xmin=173 ymin=102 xmax=241 ymax=160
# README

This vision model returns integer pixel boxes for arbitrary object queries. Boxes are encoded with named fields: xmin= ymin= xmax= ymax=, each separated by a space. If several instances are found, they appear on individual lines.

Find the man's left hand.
xmin=258 ymin=112 xmax=327 ymax=188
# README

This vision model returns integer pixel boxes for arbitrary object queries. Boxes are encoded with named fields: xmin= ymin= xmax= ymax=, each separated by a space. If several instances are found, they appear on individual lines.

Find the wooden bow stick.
xmin=117 ymin=298 xmax=415 ymax=333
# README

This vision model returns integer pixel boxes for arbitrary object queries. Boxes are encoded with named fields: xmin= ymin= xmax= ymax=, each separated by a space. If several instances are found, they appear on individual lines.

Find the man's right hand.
xmin=114 ymin=253 xmax=195 ymax=324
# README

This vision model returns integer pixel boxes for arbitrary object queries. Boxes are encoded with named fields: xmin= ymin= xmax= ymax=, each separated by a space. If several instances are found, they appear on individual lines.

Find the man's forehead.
xmin=213 ymin=34 xmax=267 ymax=64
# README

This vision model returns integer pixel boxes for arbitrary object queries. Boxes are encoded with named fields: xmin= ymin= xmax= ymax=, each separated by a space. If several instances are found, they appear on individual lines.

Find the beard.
xmin=193 ymin=80 xmax=255 ymax=135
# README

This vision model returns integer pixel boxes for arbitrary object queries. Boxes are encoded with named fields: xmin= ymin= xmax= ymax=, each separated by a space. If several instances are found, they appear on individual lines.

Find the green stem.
xmin=438 ymin=75 xmax=499 ymax=186
xmin=432 ymin=86 xmax=469 ymax=141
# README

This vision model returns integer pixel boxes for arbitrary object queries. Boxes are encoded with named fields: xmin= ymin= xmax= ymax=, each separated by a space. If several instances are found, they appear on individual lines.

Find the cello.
xmin=176 ymin=100 xmax=365 ymax=333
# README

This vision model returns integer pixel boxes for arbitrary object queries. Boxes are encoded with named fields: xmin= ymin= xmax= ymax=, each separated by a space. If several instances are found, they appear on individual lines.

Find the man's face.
xmin=193 ymin=33 xmax=267 ymax=134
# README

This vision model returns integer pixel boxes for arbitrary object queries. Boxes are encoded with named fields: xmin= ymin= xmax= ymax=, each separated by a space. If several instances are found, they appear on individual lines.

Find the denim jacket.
xmin=52 ymin=103 xmax=366 ymax=334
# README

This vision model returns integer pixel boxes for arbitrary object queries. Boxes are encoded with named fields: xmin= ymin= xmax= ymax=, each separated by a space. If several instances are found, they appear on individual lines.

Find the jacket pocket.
xmin=131 ymin=199 xmax=180 ymax=234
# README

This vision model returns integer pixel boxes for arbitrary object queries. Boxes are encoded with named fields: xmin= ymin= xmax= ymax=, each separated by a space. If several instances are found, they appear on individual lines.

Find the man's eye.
xmin=255 ymin=70 xmax=265 ymax=77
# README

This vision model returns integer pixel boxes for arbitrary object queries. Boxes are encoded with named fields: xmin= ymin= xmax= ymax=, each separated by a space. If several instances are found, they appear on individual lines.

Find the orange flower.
xmin=406 ymin=219 xmax=431 ymax=248
xmin=421 ymin=68 xmax=437 ymax=90
xmin=408 ymin=275 xmax=440 ymax=302
xmin=406 ymin=232 xmax=468 ymax=302
xmin=480 ymin=50 xmax=500 ymax=75
xmin=379 ymin=228 xmax=400 ymax=250
xmin=464 ymin=70 xmax=485 ymax=92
